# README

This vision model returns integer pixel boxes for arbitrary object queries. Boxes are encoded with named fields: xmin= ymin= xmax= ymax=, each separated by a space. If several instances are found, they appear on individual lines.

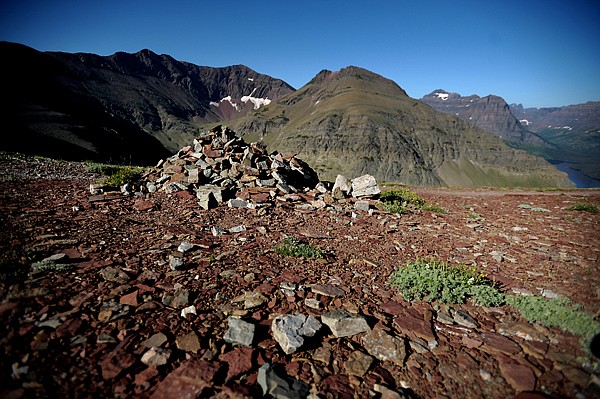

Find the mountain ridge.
xmin=0 ymin=43 xmax=574 ymax=187
xmin=230 ymin=67 xmax=571 ymax=187
xmin=509 ymin=101 xmax=600 ymax=180
xmin=420 ymin=89 xmax=550 ymax=149
xmin=0 ymin=41 xmax=294 ymax=163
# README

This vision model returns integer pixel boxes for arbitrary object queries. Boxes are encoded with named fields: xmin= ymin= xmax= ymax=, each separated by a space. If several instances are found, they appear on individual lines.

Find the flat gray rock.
xmin=258 ymin=363 xmax=310 ymax=399
xmin=224 ymin=317 xmax=255 ymax=347
xmin=321 ymin=309 xmax=370 ymax=338
xmin=453 ymin=309 xmax=479 ymax=329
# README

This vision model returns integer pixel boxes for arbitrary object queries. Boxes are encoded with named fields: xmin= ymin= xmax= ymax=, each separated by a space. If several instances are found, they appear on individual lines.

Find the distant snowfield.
xmin=210 ymin=88 xmax=271 ymax=111
xmin=434 ymin=92 xmax=449 ymax=100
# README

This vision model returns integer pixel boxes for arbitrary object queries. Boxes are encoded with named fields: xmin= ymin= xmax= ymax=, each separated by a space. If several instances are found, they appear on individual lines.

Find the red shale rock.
xmin=0 ymin=153 xmax=598 ymax=399
xmin=499 ymin=362 xmax=537 ymax=392
xmin=150 ymin=359 xmax=223 ymax=399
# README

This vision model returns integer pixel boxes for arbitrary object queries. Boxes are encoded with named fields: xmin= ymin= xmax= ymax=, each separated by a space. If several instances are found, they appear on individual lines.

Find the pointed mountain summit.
xmin=421 ymin=90 xmax=550 ymax=149
xmin=232 ymin=67 xmax=571 ymax=187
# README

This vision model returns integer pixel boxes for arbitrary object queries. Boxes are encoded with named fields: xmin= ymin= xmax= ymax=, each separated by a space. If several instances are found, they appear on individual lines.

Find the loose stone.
xmin=321 ymin=309 xmax=370 ymax=338
xmin=351 ymin=174 xmax=381 ymax=197
xmin=363 ymin=328 xmax=407 ymax=366
xmin=176 ymin=332 xmax=201 ymax=353
xmin=272 ymin=314 xmax=322 ymax=354
xmin=223 ymin=317 xmax=255 ymax=347
xmin=144 ymin=333 xmax=168 ymax=348
xmin=99 ymin=266 xmax=130 ymax=284
xmin=344 ymin=351 xmax=373 ymax=376
xmin=311 ymin=284 xmax=346 ymax=297
xmin=258 ymin=362 xmax=310 ymax=399
xmin=452 ymin=309 xmax=479 ymax=329
xmin=141 ymin=347 xmax=171 ymax=366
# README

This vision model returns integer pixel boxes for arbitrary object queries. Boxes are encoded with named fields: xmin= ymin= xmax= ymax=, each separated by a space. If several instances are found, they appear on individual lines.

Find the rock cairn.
xmin=138 ymin=125 xmax=382 ymax=211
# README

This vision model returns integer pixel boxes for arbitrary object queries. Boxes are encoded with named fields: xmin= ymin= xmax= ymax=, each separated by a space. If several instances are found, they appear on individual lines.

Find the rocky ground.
xmin=1 ymin=153 xmax=599 ymax=399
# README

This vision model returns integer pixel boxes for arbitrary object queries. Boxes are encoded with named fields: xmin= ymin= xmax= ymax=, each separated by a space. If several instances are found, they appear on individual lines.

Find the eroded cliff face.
xmin=510 ymin=102 xmax=600 ymax=133
xmin=0 ymin=42 xmax=294 ymax=162
xmin=509 ymin=102 xmax=600 ymax=180
xmin=421 ymin=90 xmax=549 ymax=148
xmin=232 ymin=67 xmax=572 ymax=187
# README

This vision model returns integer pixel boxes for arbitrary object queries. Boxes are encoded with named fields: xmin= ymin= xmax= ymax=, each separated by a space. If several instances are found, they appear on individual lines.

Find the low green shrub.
xmin=275 ymin=236 xmax=324 ymax=259
xmin=84 ymin=161 xmax=121 ymax=175
xmin=380 ymin=189 xmax=425 ymax=207
xmin=506 ymin=295 xmax=600 ymax=347
xmin=566 ymin=202 xmax=598 ymax=213
xmin=421 ymin=204 xmax=449 ymax=214
xmin=389 ymin=257 xmax=600 ymax=353
xmin=518 ymin=204 xmax=550 ymax=212
xmin=86 ymin=162 xmax=145 ymax=187
xmin=389 ymin=259 xmax=503 ymax=306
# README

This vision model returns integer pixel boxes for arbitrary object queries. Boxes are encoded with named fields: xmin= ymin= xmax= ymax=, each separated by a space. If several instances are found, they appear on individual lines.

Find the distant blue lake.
xmin=549 ymin=161 xmax=600 ymax=188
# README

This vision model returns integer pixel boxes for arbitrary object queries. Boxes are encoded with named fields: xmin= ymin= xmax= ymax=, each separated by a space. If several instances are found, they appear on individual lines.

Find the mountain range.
xmin=0 ymin=41 xmax=582 ymax=187
xmin=228 ymin=67 xmax=568 ymax=187
xmin=420 ymin=89 xmax=600 ymax=182
xmin=510 ymin=102 xmax=600 ymax=180
xmin=420 ymin=90 xmax=549 ymax=150
xmin=0 ymin=41 xmax=293 ymax=164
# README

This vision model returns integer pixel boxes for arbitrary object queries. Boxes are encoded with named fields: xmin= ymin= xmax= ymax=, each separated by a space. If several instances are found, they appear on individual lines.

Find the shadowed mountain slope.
xmin=0 ymin=42 xmax=293 ymax=163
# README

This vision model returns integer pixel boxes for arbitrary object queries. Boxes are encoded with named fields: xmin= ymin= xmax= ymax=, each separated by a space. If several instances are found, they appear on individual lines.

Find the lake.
xmin=549 ymin=161 xmax=600 ymax=188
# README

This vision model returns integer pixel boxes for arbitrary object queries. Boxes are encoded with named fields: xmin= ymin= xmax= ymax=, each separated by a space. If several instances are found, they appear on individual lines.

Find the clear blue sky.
xmin=1 ymin=0 xmax=598 ymax=108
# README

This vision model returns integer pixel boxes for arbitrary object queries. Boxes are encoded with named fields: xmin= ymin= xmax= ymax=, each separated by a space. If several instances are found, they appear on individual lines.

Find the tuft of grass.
xmin=85 ymin=161 xmax=121 ymax=175
xmin=421 ymin=204 xmax=449 ymax=214
xmin=566 ymin=202 xmax=598 ymax=213
xmin=468 ymin=212 xmax=482 ymax=220
xmin=101 ymin=166 xmax=143 ymax=187
xmin=275 ymin=236 xmax=324 ymax=259
xmin=85 ymin=161 xmax=145 ymax=187
xmin=389 ymin=259 xmax=503 ymax=306
xmin=379 ymin=189 xmax=446 ymax=214
xmin=380 ymin=189 xmax=425 ymax=207
xmin=518 ymin=204 xmax=550 ymax=212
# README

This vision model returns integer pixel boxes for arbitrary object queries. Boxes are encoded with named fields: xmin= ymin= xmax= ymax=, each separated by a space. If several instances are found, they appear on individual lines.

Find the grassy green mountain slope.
xmin=230 ymin=67 xmax=572 ymax=188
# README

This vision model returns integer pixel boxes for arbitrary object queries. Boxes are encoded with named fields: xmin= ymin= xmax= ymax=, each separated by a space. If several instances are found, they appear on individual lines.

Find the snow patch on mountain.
xmin=210 ymin=96 xmax=241 ymax=111
xmin=241 ymin=88 xmax=271 ymax=110
xmin=435 ymin=92 xmax=449 ymax=100
xmin=210 ymin=88 xmax=272 ymax=111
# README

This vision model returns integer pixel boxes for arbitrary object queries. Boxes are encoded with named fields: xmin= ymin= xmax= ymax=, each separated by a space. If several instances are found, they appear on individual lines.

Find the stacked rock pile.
xmin=136 ymin=125 xmax=381 ymax=211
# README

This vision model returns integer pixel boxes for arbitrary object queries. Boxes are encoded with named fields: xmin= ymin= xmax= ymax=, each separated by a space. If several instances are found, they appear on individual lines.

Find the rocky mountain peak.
xmin=421 ymin=90 xmax=549 ymax=148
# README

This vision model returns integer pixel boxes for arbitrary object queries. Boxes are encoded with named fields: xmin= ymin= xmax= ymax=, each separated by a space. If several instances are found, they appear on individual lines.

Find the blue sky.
xmin=1 ymin=0 xmax=598 ymax=108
